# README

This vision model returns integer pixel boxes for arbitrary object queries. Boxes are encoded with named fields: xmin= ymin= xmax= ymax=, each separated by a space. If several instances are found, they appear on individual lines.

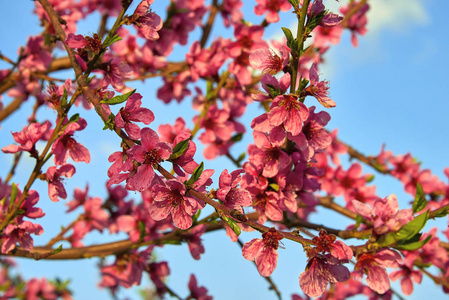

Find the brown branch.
xmin=200 ymin=0 xmax=219 ymax=48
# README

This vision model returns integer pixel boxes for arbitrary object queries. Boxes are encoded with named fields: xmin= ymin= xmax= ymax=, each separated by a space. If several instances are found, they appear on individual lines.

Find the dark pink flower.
xmin=115 ymin=93 xmax=155 ymax=140
xmin=46 ymin=164 xmax=76 ymax=202
xmin=305 ymin=63 xmax=336 ymax=108
xmin=100 ymin=247 xmax=153 ymax=289
xmin=216 ymin=169 xmax=252 ymax=212
xmin=299 ymin=250 xmax=350 ymax=298
xmin=1 ymin=221 xmax=43 ymax=253
xmin=184 ymin=224 xmax=207 ymax=260
xmin=149 ymin=179 xmax=199 ymax=230
xmin=389 ymin=263 xmax=422 ymax=296
xmin=242 ymin=228 xmax=284 ymax=276
xmin=129 ymin=0 xmax=163 ymax=41
xmin=249 ymin=131 xmax=291 ymax=178
xmin=340 ymin=1 xmax=369 ymax=47
xmin=268 ymin=94 xmax=309 ymax=136
xmin=188 ymin=274 xmax=213 ymax=300
xmin=51 ymin=117 xmax=90 ymax=165
xmin=126 ymin=128 xmax=172 ymax=192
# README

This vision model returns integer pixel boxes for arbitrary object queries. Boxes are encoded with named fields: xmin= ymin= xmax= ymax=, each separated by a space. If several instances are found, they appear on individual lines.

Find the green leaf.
xmin=281 ymin=27 xmax=296 ymax=52
xmin=265 ymin=83 xmax=282 ymax=98
xmin=395 ymin=210 xmax=429 ymax=241
xmin=432 ymin=206 xmax=449 ymax=218
xmin=8 ymin=183 xmax=18 ymax=211
xmin=103 ymin=113 xmax=115 ymax=130
xmin=100 ymin=89 xmax=136 ymax=105
xmin=67 ymin=113 xmax=80 ymax=124
xmin=186 ymin=162 xmax=204 ymax=186
xmin=169 ymin=139 xmax=190 ymax=160
xmin=236 ymin=152 xmax=246 ymax=163
xmin=138 ymin=221 xmax=146 ymax=242
xmin=395 ymin=235 xmax=431 ymax=251
xmin=306 ymin=11 xmax=325 ymax=33
xmin=51 ymin=244 xmax=63 ymax=256
xmin=269 ymin=183 xmax=279 ymax=192
xmin=365 ymin=174 xmax=375 ymax=183
xmin=288 ymin=0 xmax=299 ymax=7
xmin=191 ymin=209 xmax=201 ymax=224
xmin=103 ymin=34 xmax=122 ymax=48
xmin=221 ymin=213 xmax=241 ymax=236
xmin=61 ymin=87 xmax=68 ymax=108
xmin=354 ymin=214 xmax=363 ymax=229
xmin=231 ymin=133 xmax=243 ymax=142
xmin=412 ymin=183 xmax=427 ymax=213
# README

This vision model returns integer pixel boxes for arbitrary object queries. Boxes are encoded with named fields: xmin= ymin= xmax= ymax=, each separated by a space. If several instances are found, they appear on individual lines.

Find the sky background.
xmin=0 ymin=0 xmax=449 ymax=299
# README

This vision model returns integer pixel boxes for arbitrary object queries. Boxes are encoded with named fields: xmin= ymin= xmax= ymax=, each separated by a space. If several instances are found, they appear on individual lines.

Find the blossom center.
xmin=143 ymin=149 xmax=162 ymax=166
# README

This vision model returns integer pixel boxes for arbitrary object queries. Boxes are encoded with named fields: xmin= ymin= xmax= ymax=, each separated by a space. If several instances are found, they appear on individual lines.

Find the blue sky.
xmin=0 ymin=0 xmax=449 ymax=299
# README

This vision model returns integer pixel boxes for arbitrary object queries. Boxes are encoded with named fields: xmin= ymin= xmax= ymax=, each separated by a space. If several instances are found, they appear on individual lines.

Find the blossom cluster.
xmin=0 ymin=0 xmax=448 ymax=299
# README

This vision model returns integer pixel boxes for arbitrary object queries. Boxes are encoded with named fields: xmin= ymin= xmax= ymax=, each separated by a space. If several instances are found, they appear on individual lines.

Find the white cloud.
xmin=325 ymin=0 xmax=429 ymax=35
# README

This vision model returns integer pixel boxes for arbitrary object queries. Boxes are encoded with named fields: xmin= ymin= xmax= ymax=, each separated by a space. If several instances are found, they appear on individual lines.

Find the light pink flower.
xmin=242 ymin=228 xmax=284 ymax=276
xmin=254 ymin=0 xmax=291 ymax=23
xmin=352 ymin=194 xmax=413 ymax=235
xmin=25 ymin=278 xmax=57 ymax=300
xmin=1 ymin=221 xmax=43 ymax=253
xmin=2 ymin=121 xmax=51 ymax=155
xmin=353 ymin=249 xmax=402 ymax=294
xmin=249 ymin=47 xmax=289 ymax=75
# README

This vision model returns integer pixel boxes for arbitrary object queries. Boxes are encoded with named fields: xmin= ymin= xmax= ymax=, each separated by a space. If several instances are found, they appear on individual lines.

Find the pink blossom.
xmin=216 ymin=169 xmax=252 ymax=212
xmin=65 ymin=33 xmax=87 ymax=49
xmin=25 ymin=278 xmax=57 ymax=300
xmin=254 ymin=0 xmax=291 ymax=23
xmin=51 ymin=117 xmax=90 ymax=165
xmin=299 ymin=251 xmax=350 ymax=298
xmin=46 ymin=164 xmax=76 ymax=202
xmin=353 ymin=249 xmax=402 ymax=294
xmin=2 ymin=121 xmax=51 ymax=155
xmin=183 ymin=224 xmax=207 ymax=260
xmin=188 ymin=274 xmax=213 ymax=300
xmin=352 ymin=194 xmax=413 ymax=235
xmin=252 ymin=191 xmax=283 ymax=224
xmin=149 ymin=179 xmax=199 ymax=230
xmin=389 ymin=263 xmax=422 ymax=296
xmin=1 ymin=221 xmax=43 ymax=253
xmin=340 ymin=1 xmax=370 ymax=47
xmin=242 ymin=228 xmax=283 ymax=276
xmin=252 ymin=73 xmax=290 ymax=102
xmin=249 ymin=131 xmax=291 ymax=178
xmin=268 ymin=94 xmax=309 ymax=136
xmin=126 ymin=128 xmax=172 ymax=192
xmin=100 ymin=247 xmax=153 ymax=289
xmin=115 ymin=93 xmax=155 ymax=140
xmin=305 ymin=63 xmax=336 ymax=108
xmin=100 ymin=58 xmax=132 ymax=92
xmin=129 ymin=0 xmax=163 ymax=41
xmin=249 ymin=47 xmax=290 ymax=75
